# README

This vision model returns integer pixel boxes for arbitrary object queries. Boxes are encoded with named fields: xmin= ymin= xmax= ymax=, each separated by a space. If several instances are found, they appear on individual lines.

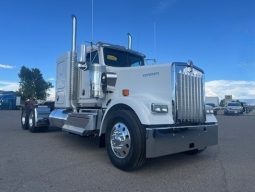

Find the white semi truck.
xmin=21 ymin=16 xmax=218 ymax=171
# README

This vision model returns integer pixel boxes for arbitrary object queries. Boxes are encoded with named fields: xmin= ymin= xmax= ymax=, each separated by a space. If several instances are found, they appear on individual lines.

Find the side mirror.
xmin=78 ymin=44 xmax=88 ymax=71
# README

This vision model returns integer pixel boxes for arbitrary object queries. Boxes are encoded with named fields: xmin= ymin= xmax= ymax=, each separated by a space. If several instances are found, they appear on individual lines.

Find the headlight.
xmin=206 ymin=109 xmax=214 ymax=114
xmin=151 ymin=103 xmax=168 ymax=113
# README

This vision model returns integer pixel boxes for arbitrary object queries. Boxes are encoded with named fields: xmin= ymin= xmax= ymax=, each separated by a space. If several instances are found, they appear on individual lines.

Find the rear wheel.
xmin=21 ymin=110 xmax=29 ymax=130
xmin=28 ymin=109 xmax=37 ymax=132
xmin=105 ymin=110 xmax=145 ymax=171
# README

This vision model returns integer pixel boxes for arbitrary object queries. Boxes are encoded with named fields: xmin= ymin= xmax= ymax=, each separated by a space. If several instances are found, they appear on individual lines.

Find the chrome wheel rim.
xmin=21 ymin=115 xmax=26 ymax=125
xmin=110 ymin=122 xmax=131 ymax=159
xmin=29 ymin=114 xmax=33 ymax=127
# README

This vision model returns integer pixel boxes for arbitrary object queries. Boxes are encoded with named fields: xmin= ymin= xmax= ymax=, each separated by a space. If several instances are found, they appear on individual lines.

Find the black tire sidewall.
xmin=28 ymin=110 xmax=36 ymax=133
xmin=105 ymin=110 xmax=145 ymax=171
xmin=21 ymin=110 xmax=29 ymax=130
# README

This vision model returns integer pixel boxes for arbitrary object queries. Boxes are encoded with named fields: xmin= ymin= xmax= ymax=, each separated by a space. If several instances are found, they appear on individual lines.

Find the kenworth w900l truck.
xmin=21 ymin=16 xmax=218 ymax=171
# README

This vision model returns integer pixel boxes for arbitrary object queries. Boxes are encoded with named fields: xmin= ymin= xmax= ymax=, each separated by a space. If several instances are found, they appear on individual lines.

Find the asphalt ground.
xmin=0 ymin=110 xmax=255 ymax=192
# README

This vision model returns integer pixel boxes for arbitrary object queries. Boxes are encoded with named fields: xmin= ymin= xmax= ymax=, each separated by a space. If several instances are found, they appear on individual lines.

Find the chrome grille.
xmin=175 ymin=64 xmax=205 ymax=124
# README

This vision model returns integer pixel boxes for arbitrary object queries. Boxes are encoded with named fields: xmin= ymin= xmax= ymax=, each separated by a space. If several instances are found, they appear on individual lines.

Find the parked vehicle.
xmin=224 ymin=102 xmax=243 ymax=115
xmin=240 ymin=102 xmax=252 ymax=113
xmin=205 ymin=103 xmax=220 ymax=115
xmin=39 ymin=101 xmax=55 ymax=111
xmin=21 ymin=16 xmax=218 ymax=171
xmin=0 ymin=93 xmax=21 ymax=110
xmin=205 ymin=97 xmax=219 ymax=107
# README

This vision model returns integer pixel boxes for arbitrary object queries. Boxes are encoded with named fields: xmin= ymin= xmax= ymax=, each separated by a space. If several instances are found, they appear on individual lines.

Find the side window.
xmin=129 ymin=54 xmax=143 ymax=67
xmin=86 ymin=51 xmax=99 ymax=64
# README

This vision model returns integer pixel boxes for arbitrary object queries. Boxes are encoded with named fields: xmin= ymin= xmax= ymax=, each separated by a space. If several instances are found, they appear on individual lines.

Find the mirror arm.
xmin=78 ymin=62 xmax=88 ymax=71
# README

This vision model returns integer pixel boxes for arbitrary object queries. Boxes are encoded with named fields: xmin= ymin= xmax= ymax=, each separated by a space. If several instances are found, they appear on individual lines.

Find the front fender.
xmin=99 ymin=96 xmax=173 ymax=135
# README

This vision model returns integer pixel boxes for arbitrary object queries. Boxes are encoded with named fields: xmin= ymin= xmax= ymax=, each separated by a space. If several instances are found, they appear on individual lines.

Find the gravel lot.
xmin=0 ymin=110 xmax=255 ymax=192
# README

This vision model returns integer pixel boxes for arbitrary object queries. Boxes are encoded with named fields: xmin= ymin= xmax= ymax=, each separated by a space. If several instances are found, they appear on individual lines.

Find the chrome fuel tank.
xmin=49 ymin=109 xmax=70 ymax=128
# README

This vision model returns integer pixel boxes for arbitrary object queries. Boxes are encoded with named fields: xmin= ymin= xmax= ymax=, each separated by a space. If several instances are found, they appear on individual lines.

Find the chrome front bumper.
xmin=146 ymin=124 xmax=218 ymax=158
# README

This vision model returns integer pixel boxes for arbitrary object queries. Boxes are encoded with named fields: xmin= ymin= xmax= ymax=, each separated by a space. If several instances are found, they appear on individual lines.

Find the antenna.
xmin=153 ymin=22 xmax=156 ymax=59
xmin=91 ymin=0 xmax=94 ymax=42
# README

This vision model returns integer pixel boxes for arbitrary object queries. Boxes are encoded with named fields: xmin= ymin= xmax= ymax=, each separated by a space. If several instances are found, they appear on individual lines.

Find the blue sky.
xmin=0 ymin=0 xmax=254 ymax=99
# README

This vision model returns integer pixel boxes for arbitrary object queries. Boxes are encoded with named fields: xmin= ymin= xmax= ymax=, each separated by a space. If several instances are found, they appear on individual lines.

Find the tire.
xmin=185 ymin=147 xmax=207 ymax=155
xmin=21 ymin=110 xmax=29 ymax=130
xmin=105 ymin=109 xmax=145 ymax=171
xmin=28 ymin=109 xmax=37 ymax=133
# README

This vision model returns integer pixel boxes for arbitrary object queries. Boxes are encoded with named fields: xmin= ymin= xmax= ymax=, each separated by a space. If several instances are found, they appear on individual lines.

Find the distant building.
xmin=225 ymin=95 xmax=232 ymax=101
xmin=225 ymin=95 xmax=233 ymax=104
xmin=219 ymin=95 xmax=233 ymax=106
xmin=0 ymin=90 xmax=16 ymax=94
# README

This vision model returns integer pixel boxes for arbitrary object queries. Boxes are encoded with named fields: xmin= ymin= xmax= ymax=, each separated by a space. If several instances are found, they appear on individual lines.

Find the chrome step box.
xmin=62 ymin=112 xmax=97 ymax=136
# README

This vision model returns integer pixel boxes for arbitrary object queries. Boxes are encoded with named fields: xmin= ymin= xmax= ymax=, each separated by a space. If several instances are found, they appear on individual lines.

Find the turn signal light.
xmin=122 ymin=89 xmax=129 ymax=96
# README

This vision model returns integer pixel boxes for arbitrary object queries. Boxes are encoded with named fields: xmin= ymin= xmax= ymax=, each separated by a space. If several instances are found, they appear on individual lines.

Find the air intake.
xmin=173 ymin=62 xmax=205 ymax=124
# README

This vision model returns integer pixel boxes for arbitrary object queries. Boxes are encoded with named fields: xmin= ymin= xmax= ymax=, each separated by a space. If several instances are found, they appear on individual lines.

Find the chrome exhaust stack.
xmin=127 ymin=33 xmax=132 ymax=49
xmin=70 ymin=15 xmax=78 ymax=112
xmin=71 ymin=15 xmax=77 ymax=53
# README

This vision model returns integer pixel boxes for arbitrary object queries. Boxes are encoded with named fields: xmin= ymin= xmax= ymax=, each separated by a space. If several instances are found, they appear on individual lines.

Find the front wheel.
xmin=105 ymin=110 xmax=145 ymax=171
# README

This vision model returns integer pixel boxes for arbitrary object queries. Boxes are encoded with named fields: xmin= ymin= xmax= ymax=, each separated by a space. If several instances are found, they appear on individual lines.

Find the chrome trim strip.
xmin=146 ymin=123 xmax=218 ymax=131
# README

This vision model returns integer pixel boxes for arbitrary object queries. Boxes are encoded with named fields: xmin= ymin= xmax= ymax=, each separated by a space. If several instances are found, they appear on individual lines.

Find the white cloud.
xmin=0 ymin=81 xmax=19 ymax=91
xmin=153 ymin=0 xmax=177 ymax=14
xmin=205 ymin=80 xmax=255 ymax=99
xmin=0 ymin=64 xmax=15 ymax=69
xmin=48 ymin=78 xmax=55 ymax=81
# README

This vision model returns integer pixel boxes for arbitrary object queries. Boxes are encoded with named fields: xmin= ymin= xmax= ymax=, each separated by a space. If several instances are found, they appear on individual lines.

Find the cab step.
xmin=62 ymin=112 xmax=98 ymax=136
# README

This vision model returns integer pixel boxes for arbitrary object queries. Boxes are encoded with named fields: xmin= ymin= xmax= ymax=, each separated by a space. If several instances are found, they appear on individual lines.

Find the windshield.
xmin=228 ymin=102 xmax=241 ymax=107
xmin=206 ymin=103 xmax=215 ymax=107
xmin=104 ymin=48 xmax=144 ymax=67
